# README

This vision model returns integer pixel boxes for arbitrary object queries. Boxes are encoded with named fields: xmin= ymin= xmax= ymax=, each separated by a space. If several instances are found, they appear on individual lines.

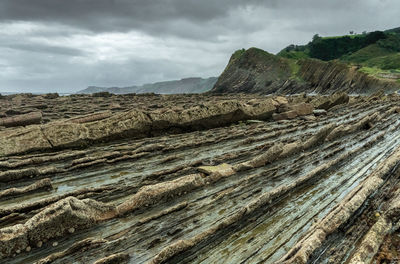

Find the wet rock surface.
xmin=0 ymin=93 xmax=399 ymax=263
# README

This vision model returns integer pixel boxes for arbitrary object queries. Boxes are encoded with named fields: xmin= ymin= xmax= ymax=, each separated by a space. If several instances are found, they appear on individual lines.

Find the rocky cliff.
xmin=211 ymin=48 xmax=306 ymax=94
xmin=298 ymin=59 xmax=400 ymax=94
xmin=77 ymin=77 xmax=217 ymax=95
xmin=211 ymin=48 xmax=400 ymax=95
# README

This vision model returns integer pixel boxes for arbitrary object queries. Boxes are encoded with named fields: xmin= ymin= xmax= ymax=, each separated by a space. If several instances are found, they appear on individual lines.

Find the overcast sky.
xmin=0 ymin=0 xmax=399 ymax=93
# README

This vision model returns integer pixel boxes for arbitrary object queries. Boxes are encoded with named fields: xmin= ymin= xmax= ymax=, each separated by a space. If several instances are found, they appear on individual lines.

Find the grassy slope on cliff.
xmin=279 ymin=31 xmax=388 ymax=61
xmin=278 ymin=28 xmax=400 ymax=81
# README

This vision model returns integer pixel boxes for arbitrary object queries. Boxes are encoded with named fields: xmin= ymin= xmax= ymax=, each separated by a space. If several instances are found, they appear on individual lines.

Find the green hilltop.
xmin=278 ymin=27 xmax=400 ymax=82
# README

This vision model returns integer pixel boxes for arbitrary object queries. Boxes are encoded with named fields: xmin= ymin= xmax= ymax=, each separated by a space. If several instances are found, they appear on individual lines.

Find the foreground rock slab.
xmin=0 ymin=93 xmax=399 ymax=264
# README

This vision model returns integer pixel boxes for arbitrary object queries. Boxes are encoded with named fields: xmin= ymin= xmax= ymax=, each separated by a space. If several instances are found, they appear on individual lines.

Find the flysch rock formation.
xmin=0 ymin=92 xmax=400 ymax=263
xmin=211 ymin=48 xmax=400 ymax=95
xmin=0 ymin=95 xmax=305 ymax=156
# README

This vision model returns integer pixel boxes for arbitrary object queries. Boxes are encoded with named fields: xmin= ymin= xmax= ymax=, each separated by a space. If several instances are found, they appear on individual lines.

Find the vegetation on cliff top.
xmin=278 ymin=27 xmax=400 ymax=80
xmin=229 ymin=47 xmax=300 ymax=77
xmin=212 ymin=47 xmax=309 ymax=94
xmin=279 ymin=30 xmax=394 ymax=61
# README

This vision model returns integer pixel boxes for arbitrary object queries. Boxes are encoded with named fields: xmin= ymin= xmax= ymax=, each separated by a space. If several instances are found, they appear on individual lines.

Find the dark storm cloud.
xmin=0 ymin=0 xmax=389 ymax=38
xmin=0 ymin=0 xmax=239 ymax=36
xmin=0 ymin=0 xmax=399 ymax=93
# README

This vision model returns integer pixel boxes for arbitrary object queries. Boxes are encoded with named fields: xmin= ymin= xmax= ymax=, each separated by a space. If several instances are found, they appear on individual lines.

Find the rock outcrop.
xmin=0 ymin=97 xmax=289 ymax=157
xmin=0 ymin=94 xmax=351 ymax=157
xmin=310 ymin=92 xmax=350 ymax=110
xmin=1 ymin=93 xmax=400 ymax=264
xmin=0 ymin=112 xmax=42 ymax=128
xmin=0 ymin=197 xmax=115 ymax=258
xmin=0 ymin=178 xmax=52 ymax=200
xmin=211 ymin=48 xmax=400 ymax=95
xmin=211 ymin=48 xmax=304 ymax=94
xmin=273 ymin=102 xmax=314 ymax=121
xmin=298 ymin=59 xmax=399 ymax=94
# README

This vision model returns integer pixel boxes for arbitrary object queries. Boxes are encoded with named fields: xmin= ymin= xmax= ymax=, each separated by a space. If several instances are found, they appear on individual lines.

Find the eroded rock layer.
xmin=298 ymin=59 xmax=400 ymax=94
xmin=0 ymin=93 xmax=400 ymax=264
xmin=211 ymin=48 xmax=400 ymax=94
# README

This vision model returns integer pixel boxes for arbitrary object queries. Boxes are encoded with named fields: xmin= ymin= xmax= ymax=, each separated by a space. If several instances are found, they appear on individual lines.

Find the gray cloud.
xmin=0 ymin=0 xmax=239 ymax=36
xmin=1 ymin=0 xmax=395 ymax=39
xmin=5 ymin=43 xmax=84 ymax=56
xmin=0 ymin=0 xmax=399 ymax=93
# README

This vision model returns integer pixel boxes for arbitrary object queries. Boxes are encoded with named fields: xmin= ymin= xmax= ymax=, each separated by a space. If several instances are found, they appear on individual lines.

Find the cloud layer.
xmin=0 ymin=0 xmax=399 ymax=93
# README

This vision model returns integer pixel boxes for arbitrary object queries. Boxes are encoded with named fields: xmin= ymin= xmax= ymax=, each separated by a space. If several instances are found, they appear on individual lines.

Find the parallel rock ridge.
xmin=0 ymin=93 xmax=357 ymax=157
xmin=0 ymin=96 xmax=297 ymax=157
xmin=0 ymin=112 xmax=42 ymax=128
xmin=0 ymin=93 xmax=400 ymax=264
xmin=298 ymin=59 xmax=399 ymax=94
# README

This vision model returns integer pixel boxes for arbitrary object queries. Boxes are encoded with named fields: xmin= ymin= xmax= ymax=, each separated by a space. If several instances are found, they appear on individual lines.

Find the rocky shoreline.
xmin=1 ymin=92 xmax=400 ymax=263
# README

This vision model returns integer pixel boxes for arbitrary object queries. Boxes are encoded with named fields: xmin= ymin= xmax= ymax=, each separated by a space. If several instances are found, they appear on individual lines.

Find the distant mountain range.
xmin=76 ymin=77 xmax=218 ymax=94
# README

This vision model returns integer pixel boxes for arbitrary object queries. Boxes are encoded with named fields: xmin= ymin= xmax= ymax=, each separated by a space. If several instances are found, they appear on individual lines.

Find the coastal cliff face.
xmin=211 ymin=48 xmax=400 ymax=95
xmin=211 ymin=48 xmax=306 ymax=94
xmin=298 ymin=59 xmax=399 ymax=94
